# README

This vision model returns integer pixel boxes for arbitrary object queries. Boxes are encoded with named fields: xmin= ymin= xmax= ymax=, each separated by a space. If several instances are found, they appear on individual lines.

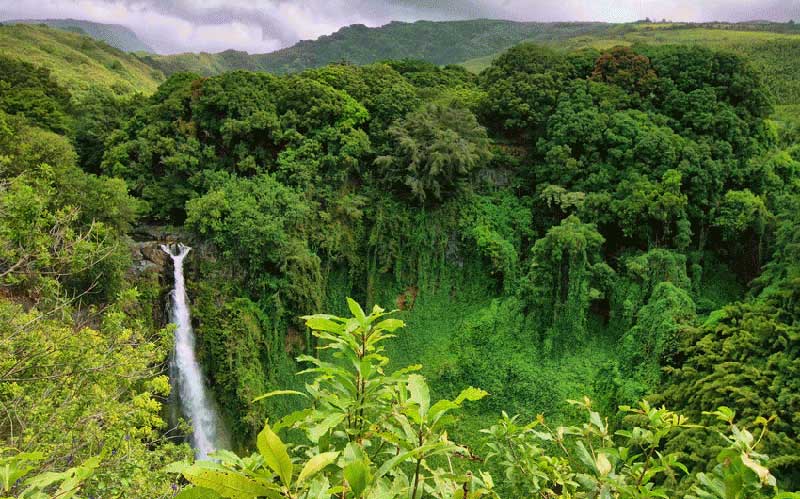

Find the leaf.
xmin=376 ymin=318 xmax=404 ymax=332
xmin=297 ymin=452 xmax=339 ymax=485
xmin=575 ymin=441 xmax=596 ymax=472
xmin=343 ymin=460 xmax=371 ymax=498
xmin=164 ymin=461 xmax=191 ymax=474
xmin=590 ymin=411 xmax=605 ymax=433
xmin=346 ymin=298 xmax=367 ymax=325
xmin=596 ymin=453 xmax=612 ymax=477
xmin=208 ymin=450 xmax=245 ymax=468
xmin=408 ymin=374 xmax=430 ymax=418
xmin=428 ymin=400 xmax=459 ymax=421
xmin=174 ymin=486 xmax=222 ymax=499
xmin=740 ymin=453 xmax=776 ymax=487
xmin=375 ymin=442 xmax=450 ymax=478
xmin=305 ymin=317 xmax=344 ymax=334
xmin=251 ymin=390 xmax=306 ymax=403
xmin=182 ymin=463 xmax=279 ymax=499
xmin=453 ymin=386 xmax=488 ymax=405
xmin=257 ymin=422 xmax=293 ymax=487
xmin=308 ymin=413 xmax=346 ymax=443
xmin=306 ymin=474 xmax=332 ymax=499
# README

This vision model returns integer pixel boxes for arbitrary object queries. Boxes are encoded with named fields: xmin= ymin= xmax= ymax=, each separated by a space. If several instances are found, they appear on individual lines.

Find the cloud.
xmin=0 ymin=0 xmax=797 ymax=54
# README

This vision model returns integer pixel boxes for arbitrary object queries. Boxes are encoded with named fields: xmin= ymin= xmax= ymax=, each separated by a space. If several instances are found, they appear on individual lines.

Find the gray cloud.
xmin=0 ymin=0 xmax=797 ymax=54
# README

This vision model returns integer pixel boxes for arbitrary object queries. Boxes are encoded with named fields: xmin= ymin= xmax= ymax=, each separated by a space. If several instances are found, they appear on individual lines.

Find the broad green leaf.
xmin=183 ymin=463 xmax=279 ymax=499
xmin=408 ymin=374 xmax=430 ymax=418
xmin=575 ymin=441 xmax=596 ymax=472
xmin=346 ymin=298 xmax=367 ymax=325
xmin=297 ymin=452 xmax=339 ymax=485
xmin=1 ymin=463 xmax=35 ymax=492
xmin=590 ymin=411 xmax=605 ymax=433
xmin=305 ymin=317 xmax=344 ymax=334
xmin=308 ymin=413 xmax=346 ymax=443
xmin=343 ymin=460 xmax=371 ymax=498
xmin=257 ymin=422 xmax=293 ymax=487
xmin=376 ymin=442 xmax=449 ymax=478
xmin=453 ymin=386 xmax=488 ymax=405
xmin=376 ymin=318 xmax=404 ymax=332
xmin=428 ymin=400 xmax=459 ymax=421
xmin=306 ymin=474 xmax=331 ymax=499
xmin=207 ymin=450 xmax=245 ymax=468
xmin=164 ymin=461 xmax=191 ymax=474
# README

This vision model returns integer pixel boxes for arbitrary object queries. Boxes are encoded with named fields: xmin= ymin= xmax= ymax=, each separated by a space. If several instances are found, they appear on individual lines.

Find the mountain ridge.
xmin=2 ymin=18 xmax=155 ymax=53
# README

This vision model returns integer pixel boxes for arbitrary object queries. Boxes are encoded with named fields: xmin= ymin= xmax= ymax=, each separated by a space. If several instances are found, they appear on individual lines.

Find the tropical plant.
xmin=171 ymin=299 xmax=491 ymax=499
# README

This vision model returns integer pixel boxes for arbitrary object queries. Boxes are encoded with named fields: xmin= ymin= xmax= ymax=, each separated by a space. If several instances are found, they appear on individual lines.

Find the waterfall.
xmin=162 ymin=243 xmax=225 ymax=459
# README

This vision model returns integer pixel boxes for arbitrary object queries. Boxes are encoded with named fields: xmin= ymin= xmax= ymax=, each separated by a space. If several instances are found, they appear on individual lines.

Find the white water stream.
xmin=162 ymin=243 xmax=225 ymax=459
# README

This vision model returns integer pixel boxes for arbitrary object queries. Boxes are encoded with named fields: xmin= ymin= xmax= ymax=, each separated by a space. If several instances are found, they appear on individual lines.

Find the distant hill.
xmin=2 ymin=18 xmax=154 ymax=53
xmin=140 ymin=19 xmax=612 ymax=76
xmin=0 ymin=24 xmax=164 ymax=99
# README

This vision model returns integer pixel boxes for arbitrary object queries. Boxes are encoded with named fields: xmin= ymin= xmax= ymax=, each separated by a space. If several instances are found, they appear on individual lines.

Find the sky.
xmin=0 ymin=0 xmax=798 ymax=55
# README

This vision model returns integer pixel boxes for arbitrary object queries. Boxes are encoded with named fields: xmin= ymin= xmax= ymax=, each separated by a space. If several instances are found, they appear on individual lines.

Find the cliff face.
xmin=131 ymin=241 xmax=170 ymax=275
xmin=127 ymin=226 xmax=184 ymax=331
xmin=128 ymin=225 xmax=190 ymax=275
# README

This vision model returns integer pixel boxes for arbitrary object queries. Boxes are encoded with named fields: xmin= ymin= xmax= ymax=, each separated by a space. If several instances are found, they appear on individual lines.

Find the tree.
xmin=591 ymin=46 xmax=658 ymax=97
xmin=375 ymin=101 xmax=491 ymax=204
xmin=0 ymin=55 xmax=72 ymax=134
xmin=524 ymin=216 xmax=612 ymax=347
xmin=657 ymin=300 xmax=800 ymax=488
xmin=184 ymin=173 xmax=321 ymax=314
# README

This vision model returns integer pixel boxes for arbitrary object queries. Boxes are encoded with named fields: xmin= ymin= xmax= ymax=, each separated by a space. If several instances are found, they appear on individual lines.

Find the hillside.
xmin=0 ymin=24 xmax=163 ymax=99
xmin=141 ymin=19 xmax=612 ymax=75
xmin=2 ymin=18 xmax=154 ymax=53
xmin=460 ymin=23 xmax=800 ymax=106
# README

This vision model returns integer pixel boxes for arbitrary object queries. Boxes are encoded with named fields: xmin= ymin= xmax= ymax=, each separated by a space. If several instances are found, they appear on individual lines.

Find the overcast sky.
xmin=1 ymin=0 xmax=798 ymax=54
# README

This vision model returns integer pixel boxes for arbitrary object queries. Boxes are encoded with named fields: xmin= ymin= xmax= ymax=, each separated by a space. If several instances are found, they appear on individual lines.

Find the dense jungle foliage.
xmin=2 ymin=20 xmax=800 ymax=499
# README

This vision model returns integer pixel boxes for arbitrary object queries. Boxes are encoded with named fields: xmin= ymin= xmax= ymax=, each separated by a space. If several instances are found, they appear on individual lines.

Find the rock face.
xmin=128 ymin=225 xmax=186 ymax=277
xmin=131 ymin=241 xmax=170 ymax=275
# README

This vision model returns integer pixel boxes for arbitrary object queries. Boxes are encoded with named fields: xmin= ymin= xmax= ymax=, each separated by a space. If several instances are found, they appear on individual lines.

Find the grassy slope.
xmin=0 ymin=24 xmax=164 ymax=99
xmin=3 ymin=19 xmax=155 ymax=53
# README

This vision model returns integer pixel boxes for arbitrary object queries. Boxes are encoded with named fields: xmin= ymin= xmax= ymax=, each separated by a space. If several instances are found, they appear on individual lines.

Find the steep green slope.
xmin=142 ymin=19 xmax=611 ymax=76
xmin=3 ymin=18 xmax=154 ymax=53
xmin=0 ymin=24 xmax=163 ymax=98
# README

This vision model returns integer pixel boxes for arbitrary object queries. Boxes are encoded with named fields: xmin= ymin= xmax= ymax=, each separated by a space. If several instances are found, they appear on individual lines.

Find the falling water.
xmin=162 ymin=243 xmax=225 ymax=459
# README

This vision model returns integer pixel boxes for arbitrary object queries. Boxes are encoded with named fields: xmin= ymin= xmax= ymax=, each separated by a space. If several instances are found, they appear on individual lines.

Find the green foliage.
xmin=0 ymin=24 xmax=163 ymax=99
xmin=104 ymin=70 xmax=371 ymax=221
xmin=375 ymin=102 xmax=491 ymax=204
xmin=525 ymin=216 xmax=611 ymax=346
xmin=656 ymin=300 xmax=800 ymax=487
xmin=6 ymin=24 xmax=800 ymax=498
xmin=0 ymin=114 xmax=142 ymax=304
xmin=185 ymin=173 xmax=322 ymax=313
xmin=172 ymin=299 xmax=491 ymax=499
xmin=0 ymin=55 xmax=72 ymax=133
xmin=483 ymin=399 xmax=793 ymax=499
xmin=170 ymin=301 xmax=796 ymax=498
xmin=0 ymin=449 xmax=99 ymax=499
xmin=0 ymin=297 xmax=191 ymax=498
xmin=71 ymin=88 xmax=143 ymax=172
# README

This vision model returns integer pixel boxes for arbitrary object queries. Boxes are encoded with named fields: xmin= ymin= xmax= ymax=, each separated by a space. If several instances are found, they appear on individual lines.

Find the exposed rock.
xmin=140 ymin=242 xmax=169 ymax=269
